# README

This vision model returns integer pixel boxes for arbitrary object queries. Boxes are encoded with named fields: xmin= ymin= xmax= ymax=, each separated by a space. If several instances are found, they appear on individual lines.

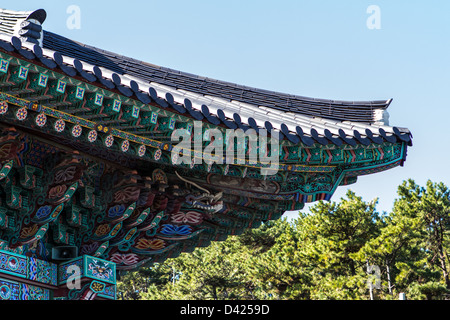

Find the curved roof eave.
xmin=0 ymin=30 xmax=412 ymax=147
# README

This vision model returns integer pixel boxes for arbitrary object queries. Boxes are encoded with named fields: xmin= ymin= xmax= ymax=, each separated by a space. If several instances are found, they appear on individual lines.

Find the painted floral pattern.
xmin=154 ymin=149 xmax=162 ymax=161
xmin=138 ymin=145 xmax=146 ymax=157
xmin=20 ymin=224 xmax=38 ymax=238
xmin=80 ymin=242 xmax=99 ymax=255
xmin=87 ymin=130 xmax=97 ymax=143
xmin=54 ymin=119 xmax=65 ymax=133
xmin=16 ymin=108 xmax=27 ymax=121
xmin=35 ymin=113 xmax=47 ymax=127
xmin=113 ymin=187 xmax=140 ymax=204
xmin=135 ymin=238 xmax=166 ymax=250
xmin=71 ymin=125 xmax=82 ymax=138
xmin=35 ymin=205 xmax=52 ymax=220
xmin=160 ymin=224 xmax=192 ymax=236
xmin=104 ymin=135 xmax=114 ymax=148
xmin=110 ymin=253 xmax=139 ymax=266
xmin=108 ymin=205 xmax=125 ymax=219
xmin=121 ymin=140 xmax=130 ymax=153
xmin=54 ymin=166 xmax=77 ymax=184
xmin=0 ymin=101 xmax=8 ymax=115
xmin=171 ymin=211 xmax=203 ymax=225
xmin=48 ymin=185 xmax=67 ymax=199
xmin=94 ymin=224 xmax=111 ymax=237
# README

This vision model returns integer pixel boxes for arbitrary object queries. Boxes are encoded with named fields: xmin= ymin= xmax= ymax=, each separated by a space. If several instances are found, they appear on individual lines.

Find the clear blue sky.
xmin=10 ymin=1 xmax=450 ymax=217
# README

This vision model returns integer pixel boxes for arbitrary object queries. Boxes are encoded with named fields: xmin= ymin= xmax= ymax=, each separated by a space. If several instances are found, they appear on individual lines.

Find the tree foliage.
xmin=117 ymin=179 xmax=450 ymax=300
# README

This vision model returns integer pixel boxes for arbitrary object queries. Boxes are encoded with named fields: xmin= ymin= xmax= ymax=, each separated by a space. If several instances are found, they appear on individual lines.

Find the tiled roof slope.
xmin=43 ymin=30 xmax=390 ymax=124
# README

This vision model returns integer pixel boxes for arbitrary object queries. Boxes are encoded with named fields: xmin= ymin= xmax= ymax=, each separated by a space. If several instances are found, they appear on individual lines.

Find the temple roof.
xmin=0 ymin=7 xmax=413 ymax=274
xmin=0 ymin=8 xmax=412 ymax=148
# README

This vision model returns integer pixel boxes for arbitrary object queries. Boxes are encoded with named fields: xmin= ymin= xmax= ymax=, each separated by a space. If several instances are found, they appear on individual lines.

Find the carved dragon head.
xmin=175 ymin=172 xmax=223 ymax=213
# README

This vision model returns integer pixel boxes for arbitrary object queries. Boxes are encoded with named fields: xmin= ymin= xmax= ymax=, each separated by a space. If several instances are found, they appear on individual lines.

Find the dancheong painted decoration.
xmin=0 ymin=8 xmax=412 ymax=300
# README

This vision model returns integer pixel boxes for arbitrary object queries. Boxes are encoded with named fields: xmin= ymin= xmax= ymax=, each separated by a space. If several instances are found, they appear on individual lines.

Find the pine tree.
xmin=355 ymin=179 xmax=450 ymax=300
xmin=392 ymin=179 xmax=450 ymax=299
xmin=117 ymin=180 xmax=450 ymax=300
